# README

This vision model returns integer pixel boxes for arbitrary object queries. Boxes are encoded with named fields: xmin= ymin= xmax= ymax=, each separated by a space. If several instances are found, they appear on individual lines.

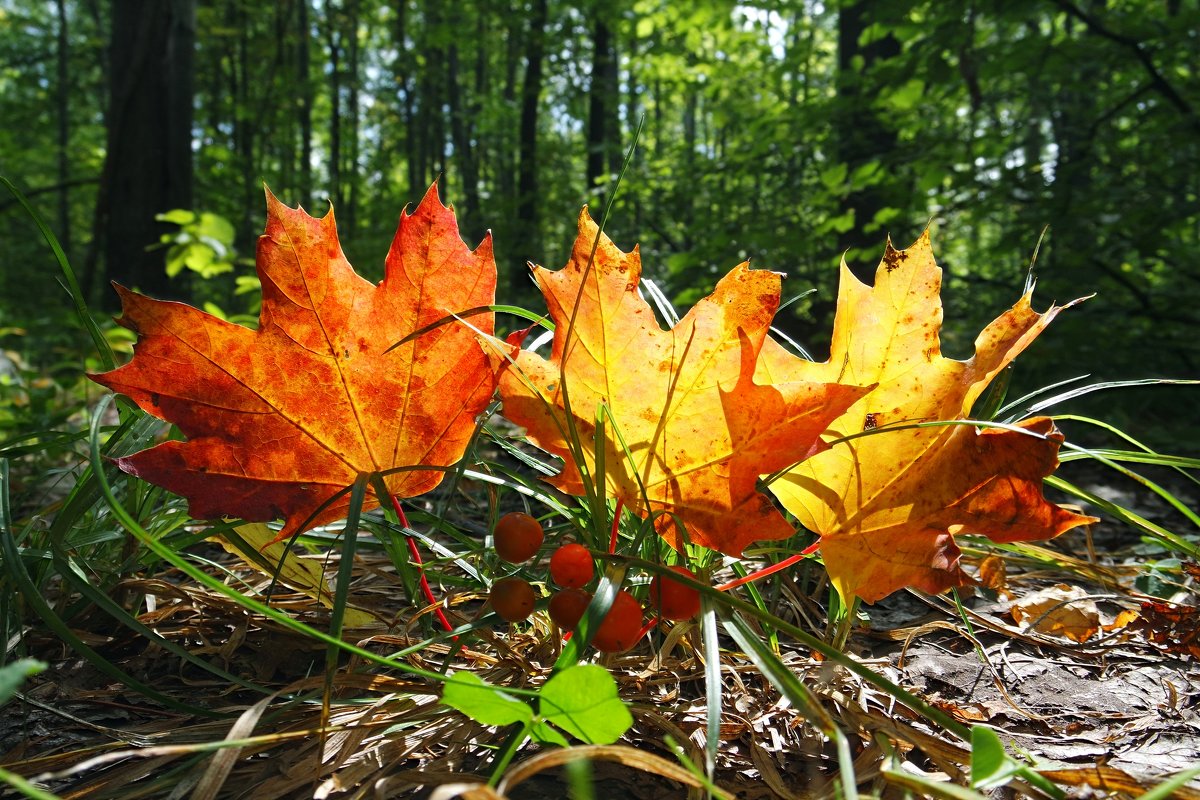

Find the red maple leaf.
xmin=91 ymin=185 xmax=497 ymax=540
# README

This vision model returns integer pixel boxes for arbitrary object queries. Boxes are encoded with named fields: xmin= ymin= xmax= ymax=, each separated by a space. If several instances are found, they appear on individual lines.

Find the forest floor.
xmin=2 ymin=460 xmax=1198 ymax=800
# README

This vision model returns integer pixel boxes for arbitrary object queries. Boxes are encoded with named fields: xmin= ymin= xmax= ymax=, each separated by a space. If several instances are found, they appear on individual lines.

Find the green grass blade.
xmin=996 ymin=374 xmax=1090 ymax=420
xmin=84 ymin=396 xmax=509 ymax=691
xmin=619 ymin=555 xmax=972 ymax=740
xmin=700 ymin=595 xmax=722 ymax=782
xmin=0 ymin=174 xmax=115 ymax=371
xmin=1021 ymin=378 xmax=1198 ymax=417
xmin=1 ymin=461 xmax=213 ymax=716
xmin=723 ymin=613 xmax=858 ymax=800
xmin=1134 ymin=766 xmax=1200 ymax=800
xmin=0 ymin=766 xmax=64 ymax=800
xmin=1046 ymin=475 xmax=1199 ymax=558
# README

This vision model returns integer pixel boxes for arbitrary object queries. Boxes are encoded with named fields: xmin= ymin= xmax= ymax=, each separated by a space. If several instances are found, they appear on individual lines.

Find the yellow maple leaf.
xmin=769 ymin=231 xmax=1097 ymax=602
xmin=499 ymin=211 xmax=868 ymax=556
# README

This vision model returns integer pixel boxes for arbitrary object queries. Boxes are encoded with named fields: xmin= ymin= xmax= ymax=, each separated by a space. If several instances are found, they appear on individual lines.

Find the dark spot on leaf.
xmin=883 ymin=249 xmax=909 ymax=273
xmin=863 ymin=413 xmax=878 ymax=431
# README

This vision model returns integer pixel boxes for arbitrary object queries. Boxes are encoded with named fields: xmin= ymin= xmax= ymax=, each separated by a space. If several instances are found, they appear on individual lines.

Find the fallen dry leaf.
xmin=1010 ymin=583 xmax=1100 ymax=642
xmin=211 ymin=523 xmax=376 ymax=627
xmin=499 ymin=211 xmax=867 ymax=555
xmin=768 ymin=231 xmax=1097 ymax=602
xmin=1129 ymin=600 xmax=1200 ymax=659
xmin=92 ymin=185 xmax=497 ymax=541
xmin=978 ymin=554 xmax=1011 ymax=598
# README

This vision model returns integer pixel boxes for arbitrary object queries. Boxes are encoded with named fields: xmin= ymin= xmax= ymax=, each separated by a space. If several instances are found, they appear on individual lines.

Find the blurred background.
xmin=1 ymin=0 xmax=1196 ymax=445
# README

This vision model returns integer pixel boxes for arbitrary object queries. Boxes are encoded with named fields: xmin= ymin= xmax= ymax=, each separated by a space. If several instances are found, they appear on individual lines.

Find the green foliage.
xmin=155 ymin=209 xmax=238 ymax=280
xmin=441 ymin=664 xmax=633 ymax=748
xmin=969 ymin=726 xmax=1062 ymax=798
xmin=535 ymin=663 xmax=633 ymax=745
xmin=0 ymin=657 xmax=45 ymax=706
xmin=0 ymin=0 xmax=1194 ymax=431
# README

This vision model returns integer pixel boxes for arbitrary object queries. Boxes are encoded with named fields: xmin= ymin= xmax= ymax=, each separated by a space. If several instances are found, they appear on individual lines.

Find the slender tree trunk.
xmin=298 ymin=0 xmax=313 ymax=207
xmin=835 ymin=0 xmax=903 ymax=280
xmin=1047 ymin=11 xmax=1098 ymax=281
xmin=515 ymin=0 xmax=548 ymax=289
xmin=498 ymin=5 xmax=520 ymax=209
xmin=626 ymin=26 xmax=642 ymax=230
xmin=681 ymin=89 xmax=697 ymax=249
xmin=415 ymin=1 xmax=442 ymax=192
xmin=99 ymin=0 xmax=195 ymax=303
xmin=55 ymin=0 xmax=71 ymax=257
xmin=327 ymin=3 xmax=343 ymax=210
xmin=473 ymin=13 xmax=489 ymax=188
xmin=447 ymin=30 xmax=481 ymax=237
xmin=235 ymin=5 xmax=255 ymax=237
xmin=586 ymin=12 xmax=617 ymax=195
xmin=345 ymin=0 xmax=360 ymax=234
xmin=392 ymin=0 xmax=420 ymax=199
xmin=274 ymin=4 xmax=293 ymax=192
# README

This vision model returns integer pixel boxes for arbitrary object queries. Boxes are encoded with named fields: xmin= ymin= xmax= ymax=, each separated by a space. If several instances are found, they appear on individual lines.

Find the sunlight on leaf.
xmin=91 ymin=184 xmax=498 ymax=543
xmin=499 ymin=211 xmax=867 ymax=556
xmin=768 ymin=231 xmax=1096 ymax=602
xmin=210 ymin=522 xmax=375 ymax=628
xmin=441 ymin=672 xmax=533 ymax=728
xmin=539 ymin=664 xmax=632 ymax=745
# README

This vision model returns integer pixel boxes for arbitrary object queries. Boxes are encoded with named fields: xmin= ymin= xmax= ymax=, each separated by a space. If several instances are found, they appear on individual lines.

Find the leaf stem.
xmin=388 ymin=494 xmax=455 ymax=634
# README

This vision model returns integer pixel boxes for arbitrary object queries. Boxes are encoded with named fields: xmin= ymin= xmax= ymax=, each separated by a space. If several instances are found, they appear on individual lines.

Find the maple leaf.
xmin=768 ymin=231 xmax=1097 ymax=603
xmin=498 ymin=211 xmax=869 ymax=556
xmin=91 ymin=184 xmax=496 ymax=541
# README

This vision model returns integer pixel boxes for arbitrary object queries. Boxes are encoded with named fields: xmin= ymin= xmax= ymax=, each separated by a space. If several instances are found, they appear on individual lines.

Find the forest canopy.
xmin=2 ymin=0 xmax=1197 ymax=441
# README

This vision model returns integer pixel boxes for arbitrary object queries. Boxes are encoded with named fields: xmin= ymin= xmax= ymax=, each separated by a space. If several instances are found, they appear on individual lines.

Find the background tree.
xmin=90 ymin=0 xmax=195 ymax=304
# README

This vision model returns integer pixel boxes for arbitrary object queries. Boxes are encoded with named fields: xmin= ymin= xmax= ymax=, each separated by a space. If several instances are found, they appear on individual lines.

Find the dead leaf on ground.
xmin=1010 ymin=584 xmax=1100 ymax=642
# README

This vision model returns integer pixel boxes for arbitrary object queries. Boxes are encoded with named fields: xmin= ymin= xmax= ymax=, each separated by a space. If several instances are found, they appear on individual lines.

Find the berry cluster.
xmin=487 ymin=511 xmax=703 ymax=654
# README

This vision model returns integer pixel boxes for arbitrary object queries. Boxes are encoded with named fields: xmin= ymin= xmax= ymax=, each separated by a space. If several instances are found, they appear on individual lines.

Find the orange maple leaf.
xmin=768 ymin=231 xmax=1097 ymax=602
xmin=498 ymin=211 xmax=869 ymax=556
xmin=91 ymin=185 xmax=497 ymax=541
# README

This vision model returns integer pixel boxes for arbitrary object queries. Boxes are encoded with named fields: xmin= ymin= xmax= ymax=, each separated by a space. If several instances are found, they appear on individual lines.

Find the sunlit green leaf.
xmin=539 ymin=664 xmax=632 ymax=745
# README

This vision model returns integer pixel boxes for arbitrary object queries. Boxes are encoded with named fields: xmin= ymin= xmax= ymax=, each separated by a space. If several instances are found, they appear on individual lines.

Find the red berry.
xmin=493 ymin=511 xmax=544 ymax=564
xmin=550 ymin=543 xmax=594 ymax=589
xmin=490 ymin=577 xmax=536 ymax=622
xmin=548 ymin=588 xmax=592 ymax=631
xmin=650 ymin=566 xmax=701 ymax=620
xmin=591 ymin=590 xmax=643 ymax=653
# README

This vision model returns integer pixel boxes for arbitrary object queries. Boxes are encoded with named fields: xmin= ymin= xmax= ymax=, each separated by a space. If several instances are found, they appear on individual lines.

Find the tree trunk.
xmin=55 ymin=0 xmax=71 ymax=257
xmin=327 ymin=3 xmax=343 ymax=212
xmin=586 ymin=11 xmax=618 ymax=196
xmin=298 ymin=0 xmax=313 ymax=207
xmin=447 ymin=30 xmax=481 ymax=238
xmin=835 ymin=0 xmax=902 ymax=280
xmin=498 ymin=4 xmax=521 ymax=210
xmin=234 ymin=3 xmax=255 ymax=237
xmin=625 ymin=25 xmax=642 ymax=230
xmin=345 ymin=0 xmax=360 ymax=234
xmin=392 ymin=0 xmax=420 ymax=199
xmin=514 ymin=0 xmax=548 ymax=290
xmin=99 ymin=0 xmax=195 ymax=303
